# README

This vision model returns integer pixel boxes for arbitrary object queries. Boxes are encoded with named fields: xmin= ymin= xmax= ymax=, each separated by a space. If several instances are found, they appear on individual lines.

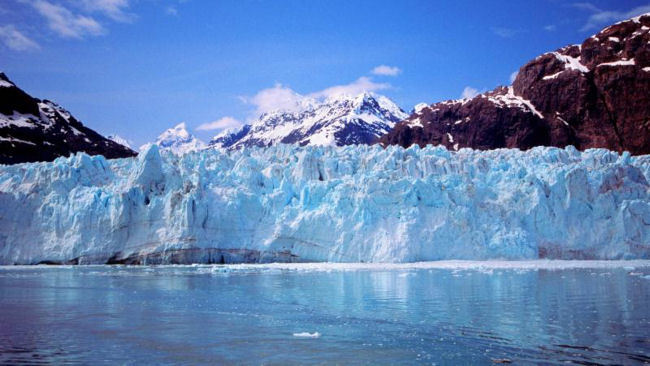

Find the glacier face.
xmin=0 ymin=144 xmax=649 ymax=264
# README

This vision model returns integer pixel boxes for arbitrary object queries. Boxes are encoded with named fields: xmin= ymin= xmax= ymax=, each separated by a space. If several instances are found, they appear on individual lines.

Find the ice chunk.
xmin=293 ymin=332 xmax=321 ymax=338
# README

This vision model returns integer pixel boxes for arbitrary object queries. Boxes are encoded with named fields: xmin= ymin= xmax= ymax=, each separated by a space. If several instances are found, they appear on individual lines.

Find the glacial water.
xmin=1 ymin=262 xmax=650 ymax=365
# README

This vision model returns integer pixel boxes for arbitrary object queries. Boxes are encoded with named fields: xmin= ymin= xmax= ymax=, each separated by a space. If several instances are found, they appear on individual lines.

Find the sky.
xmin=1 ymin=0 xmax=649 ymax=147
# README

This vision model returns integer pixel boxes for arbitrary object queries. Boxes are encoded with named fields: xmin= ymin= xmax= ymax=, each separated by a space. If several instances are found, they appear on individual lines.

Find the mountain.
xmin=381 ymin=13 xmax=650 ymax=155
xmin=0 ymin=73 xmax=136 ymax=164
xmin=209 ymin=125 xmax=252 ymax=149
xmin=148 ymin=122 xmax=206 ymax=154
xmin=210 ymin=92 xmax=408 ymax=149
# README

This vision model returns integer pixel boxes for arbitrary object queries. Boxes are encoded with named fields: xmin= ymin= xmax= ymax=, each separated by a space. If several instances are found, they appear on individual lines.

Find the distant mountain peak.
xmin=152 ymin=122 xmax=205 ymax=154
xmin=158 ymin=122 xmax=191 ymax=142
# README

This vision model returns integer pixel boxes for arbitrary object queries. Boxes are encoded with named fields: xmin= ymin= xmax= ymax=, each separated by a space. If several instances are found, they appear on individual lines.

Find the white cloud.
xmin=79 ymin=0 xmax=134 ymax=22
xmin=33 ymin=1 xmax=104 ymax=38
xmin=460 ymin=86 xmax=479 ymax=99
xmin=572 ymin=3 xmax=650 ymax=31
xmin=509 ymin=71 xmax=519 ymax=83
xmin=371 ymin=65 xmax=402 ymax=76
xmin=240 ymin=83 xmax=307 ymax=115
xmin=309 ymin=76 xmax=390 ymax=99
xmin=165 ymin=6 xmax=178 ymax=16
xmin=544 ymin=24 xmax=557 ymax=31
xmin=0 ymin=25 xmax=40 ymax=51
xmin=242 ymin=77 xmax=392 ymax=115
xmin=196 ymin=116 xmax=243 ymax=131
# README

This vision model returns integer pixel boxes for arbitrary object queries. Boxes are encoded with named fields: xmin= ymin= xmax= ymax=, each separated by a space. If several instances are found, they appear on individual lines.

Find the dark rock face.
xmin=0 ymin=73 xmax=137 ymax=164
xmin=382 ymin=87 xmax=552 ymax=151
xmin=381 ymin=14 xmax=650 ymax=155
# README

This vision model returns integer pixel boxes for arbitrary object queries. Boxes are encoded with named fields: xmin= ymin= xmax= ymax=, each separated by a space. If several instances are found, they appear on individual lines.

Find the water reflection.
xmin=0 ymin=265 xmax=649 ymax=364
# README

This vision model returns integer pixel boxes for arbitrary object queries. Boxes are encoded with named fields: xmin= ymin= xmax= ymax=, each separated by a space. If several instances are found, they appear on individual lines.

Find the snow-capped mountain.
xmin=209 ymin=92 xmax=408 ymax=149
xmin=107 ymin=134 xmax=134 ymax=150
xmin=0 ymin=72 xmax=136 ymax=164
xmin=148 ymin=122 xmax=206 ymax=154
xmin=210 ymin=125 xmax=251 ymax=149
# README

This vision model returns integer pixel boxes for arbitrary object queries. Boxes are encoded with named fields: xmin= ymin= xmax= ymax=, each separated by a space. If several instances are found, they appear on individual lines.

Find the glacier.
xmin=0 ymin=144 xmax=649 ymax=264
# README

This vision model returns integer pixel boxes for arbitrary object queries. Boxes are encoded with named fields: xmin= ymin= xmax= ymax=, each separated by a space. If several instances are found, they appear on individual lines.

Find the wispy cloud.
xmin=0 ymin=25 xmax=40 ymax=51
xmin=571 ymin=2 xmax=601 ymax=13
xmin=196 ymin=116 xmax=243 ymax=131
xmin=509 ymin=71 xmax=519 ymax=84
xmin=309 ymin=77 xmax=390 ymax=99
xmin=33 ymin=1 xmax=104 ymax=39
xmin=490 ymin=26 xmax=518 ymax=38
xmin=544 ymin=24 xmax=557 ymax=32
xmin=572 ymin=3 xmax=650 ymax=31
xmin=460 ymin=86 xmax=479 ymax=99
xmin=80 ymin=0 xmax=134 ymax=22
xmin=371 ymin=65 xmax=402 ymax=76
xmin=21 ymin=0 xmax=138 ymax=42
xmin=165 ymin=6 xmax=178 ymax=16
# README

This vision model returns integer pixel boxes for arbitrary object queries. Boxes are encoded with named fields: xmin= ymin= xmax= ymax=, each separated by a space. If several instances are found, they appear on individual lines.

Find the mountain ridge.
xmin=0 ymin=73 xmax=136 ymax=164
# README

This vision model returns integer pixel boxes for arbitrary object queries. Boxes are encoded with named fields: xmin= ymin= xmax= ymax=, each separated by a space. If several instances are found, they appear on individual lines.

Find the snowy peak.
xmin=211 ymin=92 xmax=408 ymax=149
xmin=153 ymin=122 xmax=205 ymax=154
xmin=157 ymin=122 xmax=191 ymax=144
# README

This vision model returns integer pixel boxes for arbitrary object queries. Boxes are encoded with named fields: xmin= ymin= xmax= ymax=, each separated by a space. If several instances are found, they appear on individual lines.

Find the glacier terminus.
xmin=0 ymin=144 xmax=648 ymax=265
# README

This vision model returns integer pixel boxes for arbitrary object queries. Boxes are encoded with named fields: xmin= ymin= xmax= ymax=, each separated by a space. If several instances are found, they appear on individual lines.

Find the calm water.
xmin=1 ymin=262 xmax=650 ymax=365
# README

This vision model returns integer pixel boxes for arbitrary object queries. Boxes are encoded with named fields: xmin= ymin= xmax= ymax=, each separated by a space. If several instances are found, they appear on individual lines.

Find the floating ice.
xmin=293 ymin=332 xmax=321 ymax=338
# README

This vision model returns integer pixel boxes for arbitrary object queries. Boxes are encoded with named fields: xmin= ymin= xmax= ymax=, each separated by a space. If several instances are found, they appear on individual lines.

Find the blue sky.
xmin=1 ymin=0 xmax=649 ymax=147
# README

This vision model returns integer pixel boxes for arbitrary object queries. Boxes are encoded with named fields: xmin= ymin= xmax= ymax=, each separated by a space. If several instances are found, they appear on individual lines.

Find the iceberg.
xmin=0 ymin=144 xmax=649 ymax=264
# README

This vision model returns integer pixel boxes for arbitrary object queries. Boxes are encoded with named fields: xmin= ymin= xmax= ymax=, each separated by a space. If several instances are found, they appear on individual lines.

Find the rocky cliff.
xmin=381 ymin=14 xmax=650 ymax=155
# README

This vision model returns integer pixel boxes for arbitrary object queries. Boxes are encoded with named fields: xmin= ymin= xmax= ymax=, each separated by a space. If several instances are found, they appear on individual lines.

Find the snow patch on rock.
xmin=488 ymin=87 xmax=544 ymax=119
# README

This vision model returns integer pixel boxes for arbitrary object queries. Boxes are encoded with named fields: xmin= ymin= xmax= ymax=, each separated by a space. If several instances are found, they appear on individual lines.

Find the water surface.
xmin=1 ymin=261 xmax=649 ymax=364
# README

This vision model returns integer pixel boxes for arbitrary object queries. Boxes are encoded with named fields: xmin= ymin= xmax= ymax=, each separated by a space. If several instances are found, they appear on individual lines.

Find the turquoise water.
xmin=1 ymin=262 xmax=649 ymax=365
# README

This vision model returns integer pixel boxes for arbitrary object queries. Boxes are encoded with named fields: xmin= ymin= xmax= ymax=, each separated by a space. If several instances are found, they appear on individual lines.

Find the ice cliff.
xmin=1 ymin=145 xmax=649 ymax=264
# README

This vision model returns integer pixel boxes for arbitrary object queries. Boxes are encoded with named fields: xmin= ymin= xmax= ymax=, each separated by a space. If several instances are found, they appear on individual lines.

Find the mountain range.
xmin=1 ymin=13 xmax=649 ymax=164
xmin=210 ymin=92 xmax=408 ymax=149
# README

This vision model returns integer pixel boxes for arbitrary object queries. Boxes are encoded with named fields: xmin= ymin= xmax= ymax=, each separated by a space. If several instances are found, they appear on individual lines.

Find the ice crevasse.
xmin=0 ymin=144 xmax=649 ymax=264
